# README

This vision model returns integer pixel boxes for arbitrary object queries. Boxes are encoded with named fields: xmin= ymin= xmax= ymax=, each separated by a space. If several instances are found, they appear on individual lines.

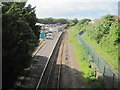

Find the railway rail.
xmin=35 ymin=31 xmax=65 ymax=89
xmin=56 ymin=31 xmax=67 ymax=89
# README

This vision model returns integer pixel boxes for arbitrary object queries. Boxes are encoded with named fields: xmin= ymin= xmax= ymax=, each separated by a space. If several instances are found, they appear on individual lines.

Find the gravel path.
xmin=60 ymin=30 xmax=86 ymax=88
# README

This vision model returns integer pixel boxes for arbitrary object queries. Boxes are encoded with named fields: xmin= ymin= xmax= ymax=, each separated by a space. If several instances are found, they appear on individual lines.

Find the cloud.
xmin=26 ymin=0 xmax=118 ymax=19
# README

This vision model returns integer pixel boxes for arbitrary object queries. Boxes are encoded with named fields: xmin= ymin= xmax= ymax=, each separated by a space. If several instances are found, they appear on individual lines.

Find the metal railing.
xmin=78 ymin=32 xmax=119 ymax=88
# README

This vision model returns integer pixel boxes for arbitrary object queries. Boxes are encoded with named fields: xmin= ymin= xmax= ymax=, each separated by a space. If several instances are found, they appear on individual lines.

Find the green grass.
xmin=83 ymin=35 xmax=118 ymax=72
xmin=68 ymin=27 xmax=89 ymax=73
xmin=68 ymin=27 xmax=104 ymax=88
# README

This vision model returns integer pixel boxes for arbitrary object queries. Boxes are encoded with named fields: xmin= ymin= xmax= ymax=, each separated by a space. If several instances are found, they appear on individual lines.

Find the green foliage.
xmin=100 ymin=21 xmax=119 ymax=68
xmin=66 ymin=19 xmax=73 ymax=23
xmin=72 ymin=18 xmax=78 ymax=25
xmin=86 ymin=20 xmax=112 ymax=44
xmin=37 ymin=17 xmax=68 ymax=24
xmin=74 ymin=14 xmax=119 ymax=71
xmin=69 ymin=27 xmax=104 ymax=88
xmin=70 ymin=18 xmax=91 ymax=33
xmin=109 ymin=21 xmax=120 ymax=44
xmin=86 ymin=20 xmax=118 ymax=71
xmin=37 ymin=17 xmax=79 ymax=25
xmin=2 ymin=2 xmax=40 ymax=88
xmin=78 ymin=18 xmax=91 ymax=25
xmin=69 ymin=14 xmax=119 ymax=87
xmin=102 ymin=14 xmax=115 ymax=21
xmin=63 ymin=24 xmax=69 ymax=29
xmin=87 ymin=69 xmax=95 ymax=79
xmin=56 ymin=18 xmax=68 ymax=24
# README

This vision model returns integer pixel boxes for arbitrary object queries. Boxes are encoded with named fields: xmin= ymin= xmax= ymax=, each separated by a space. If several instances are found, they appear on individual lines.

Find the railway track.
xmin=56 ymin=31 xmax=67 ymax=89
xmin=35 ymin=31 xmax=65 ymax=89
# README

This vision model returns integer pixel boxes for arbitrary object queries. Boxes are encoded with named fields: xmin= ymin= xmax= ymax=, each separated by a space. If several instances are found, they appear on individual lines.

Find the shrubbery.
xmin=74 ymin=14 xmax=119 ymax=71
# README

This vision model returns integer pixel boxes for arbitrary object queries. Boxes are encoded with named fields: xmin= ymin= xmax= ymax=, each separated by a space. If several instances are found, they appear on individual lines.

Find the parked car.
xmin=46 ymin=33 xmax=53 ymax=39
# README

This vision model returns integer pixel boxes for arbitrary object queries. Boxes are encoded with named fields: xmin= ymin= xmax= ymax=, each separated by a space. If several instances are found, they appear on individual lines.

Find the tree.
xmin=78 ymin=18 xmax=91 ymax=24
xmin=72 ymin=18 xmax=78 ymax=25
xmin=56 ymin=18 xmax=68 ymax=24
xmin=87 ymin=20 xmax=112 ymax=44
xmin=24 ymin=4 xmax=40 ymax=40
xmin=2 ymin=2 xmax=40 ymax=88
xmin=102 ymin=14 xmax=115 ymax=21
xmin=37 ymin=18 xmax=68 ymax=24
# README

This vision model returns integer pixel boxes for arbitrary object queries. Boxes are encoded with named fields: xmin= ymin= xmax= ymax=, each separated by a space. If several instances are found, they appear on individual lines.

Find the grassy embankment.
xmin=83 ymin=35 xmax=118 ymax=72
xmin=68 ymin=26 xmax=103 ymax=88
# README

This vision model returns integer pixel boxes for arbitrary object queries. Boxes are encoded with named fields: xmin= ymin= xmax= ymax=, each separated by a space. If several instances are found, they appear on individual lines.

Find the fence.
xmin=78 ymin=32 xmax=119 ymax=88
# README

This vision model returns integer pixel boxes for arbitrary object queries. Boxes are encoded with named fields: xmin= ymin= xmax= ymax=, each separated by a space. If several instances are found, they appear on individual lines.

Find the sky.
xmin=26 ymin=0 xmax=119 ymax=20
